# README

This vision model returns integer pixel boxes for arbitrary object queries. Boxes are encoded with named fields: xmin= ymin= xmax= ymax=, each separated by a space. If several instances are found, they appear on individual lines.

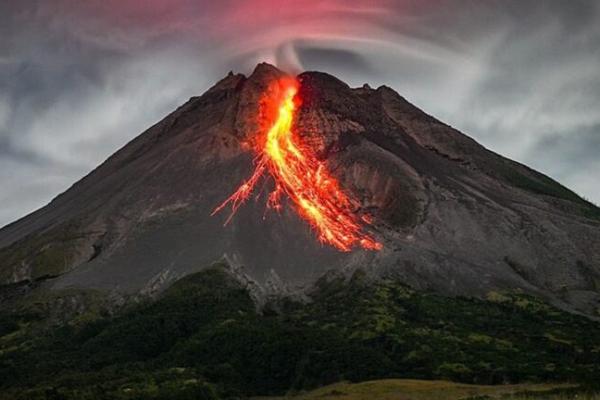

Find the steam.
xmin=38 ymin=0 xmax=464 ymax=72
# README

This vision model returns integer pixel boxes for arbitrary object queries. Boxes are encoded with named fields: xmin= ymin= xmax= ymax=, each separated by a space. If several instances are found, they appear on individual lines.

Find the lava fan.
xmin=212 ymin=77 xmax=382 ymax=252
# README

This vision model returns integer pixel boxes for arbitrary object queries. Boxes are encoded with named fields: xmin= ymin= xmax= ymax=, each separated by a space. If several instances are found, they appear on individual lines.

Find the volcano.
xmin=1 ymin=63 xmax=600 ymax=316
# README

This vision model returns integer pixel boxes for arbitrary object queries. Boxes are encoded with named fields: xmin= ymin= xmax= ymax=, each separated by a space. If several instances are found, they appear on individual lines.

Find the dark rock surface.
xmin=1 ymin=63 xmax=599 ymax=316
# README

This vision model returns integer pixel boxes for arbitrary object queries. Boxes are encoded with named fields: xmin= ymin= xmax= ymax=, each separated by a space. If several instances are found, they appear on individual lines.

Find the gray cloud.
xmin=294 ymin=0 xmax=600 ymax=205
xmin=0 ymin=0 xmax=599 ymax=227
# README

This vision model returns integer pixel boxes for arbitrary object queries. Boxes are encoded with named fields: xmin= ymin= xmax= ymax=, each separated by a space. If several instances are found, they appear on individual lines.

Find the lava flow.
xmin=212 ymin=77 xmax=382 ymax=252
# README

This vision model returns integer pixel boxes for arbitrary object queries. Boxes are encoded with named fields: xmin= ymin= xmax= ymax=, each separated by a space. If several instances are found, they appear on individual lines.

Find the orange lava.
xmin=213 ymin=77 xmax=382 ymax=252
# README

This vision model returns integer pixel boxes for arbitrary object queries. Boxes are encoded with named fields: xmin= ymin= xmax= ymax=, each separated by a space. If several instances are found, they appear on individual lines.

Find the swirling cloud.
xmin=0 ymin=0 xmax=599 ymax=226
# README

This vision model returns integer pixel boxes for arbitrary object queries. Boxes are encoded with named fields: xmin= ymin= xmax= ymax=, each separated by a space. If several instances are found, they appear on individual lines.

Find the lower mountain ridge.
xmin=1 ymin=264 xmax=599 ymax=399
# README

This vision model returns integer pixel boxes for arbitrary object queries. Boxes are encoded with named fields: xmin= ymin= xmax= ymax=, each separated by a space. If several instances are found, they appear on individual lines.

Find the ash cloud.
xmin=1 ymin=0 xmax=599 ymax=226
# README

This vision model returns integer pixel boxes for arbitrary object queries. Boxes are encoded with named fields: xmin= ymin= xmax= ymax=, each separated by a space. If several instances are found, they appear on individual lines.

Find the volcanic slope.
xmin=0 ymin=63 xmax=599 ymax=316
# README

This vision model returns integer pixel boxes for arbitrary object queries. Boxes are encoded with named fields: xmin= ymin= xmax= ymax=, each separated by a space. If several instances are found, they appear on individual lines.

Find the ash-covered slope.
xmin=1 ymin=63 xmax=599 ymax=315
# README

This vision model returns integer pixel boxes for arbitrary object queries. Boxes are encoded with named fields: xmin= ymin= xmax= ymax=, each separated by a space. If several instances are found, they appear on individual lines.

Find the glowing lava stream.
xmin=212 ymin=77 xmax=382 ymax=252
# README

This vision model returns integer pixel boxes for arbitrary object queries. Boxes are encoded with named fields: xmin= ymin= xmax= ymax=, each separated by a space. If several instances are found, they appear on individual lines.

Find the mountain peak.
xmin=251 ymin=61 xmax=284 ymax=77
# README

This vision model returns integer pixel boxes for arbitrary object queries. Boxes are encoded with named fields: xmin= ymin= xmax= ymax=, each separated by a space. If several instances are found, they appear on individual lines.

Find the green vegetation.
xmin=1 ymin=264 xmax=599 ymax=399
xmin=500 ymin=168 xmax=580 ymax=203
xmin=498 ymin=165 xmax=600 ymax=220
xmin=0 ymin=222 xmax=88 ymax=283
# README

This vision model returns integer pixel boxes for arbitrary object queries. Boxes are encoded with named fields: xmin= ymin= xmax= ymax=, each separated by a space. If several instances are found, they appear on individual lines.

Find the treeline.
xmin=1 ymin=265 xmax=599 ymax=399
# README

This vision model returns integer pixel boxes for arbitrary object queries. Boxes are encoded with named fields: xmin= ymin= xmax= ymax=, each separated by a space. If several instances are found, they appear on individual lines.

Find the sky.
xmin=1 ymin=0 xmax=599 ymax=227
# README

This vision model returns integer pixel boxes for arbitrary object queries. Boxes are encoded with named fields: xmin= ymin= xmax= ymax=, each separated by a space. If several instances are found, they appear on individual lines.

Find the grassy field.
xmin=257 ymin=379 xmax=589 ymax=400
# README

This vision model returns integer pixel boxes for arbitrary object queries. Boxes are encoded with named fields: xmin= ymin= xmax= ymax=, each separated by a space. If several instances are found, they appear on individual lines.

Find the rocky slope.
xmin=0 ymin=63 xmax=599 ymax=316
